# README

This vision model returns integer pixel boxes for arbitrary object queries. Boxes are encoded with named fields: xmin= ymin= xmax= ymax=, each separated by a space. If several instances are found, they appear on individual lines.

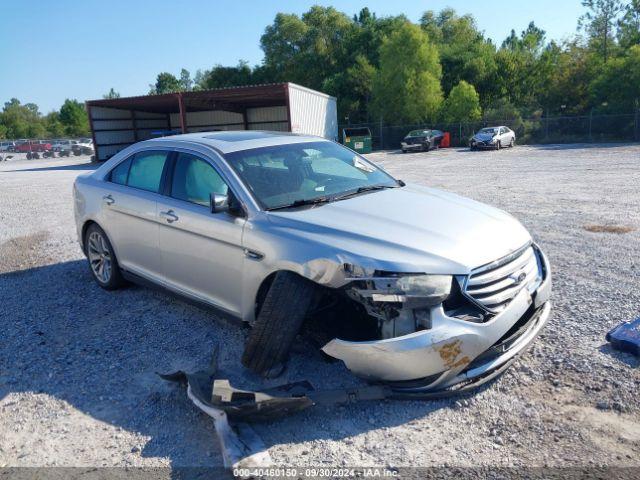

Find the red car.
xmin=15 ymin=141 xmax=54 ymax=159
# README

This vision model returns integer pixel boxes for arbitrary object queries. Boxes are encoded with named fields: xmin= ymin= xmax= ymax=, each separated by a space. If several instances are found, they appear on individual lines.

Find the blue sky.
xmin=1 ymin=0 xmax=584 ymax=112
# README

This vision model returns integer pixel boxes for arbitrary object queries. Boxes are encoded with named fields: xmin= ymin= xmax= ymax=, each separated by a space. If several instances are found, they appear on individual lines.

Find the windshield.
xmin=224 ymin=141 xmax=398 ymax=210
xmin=479 ymin=127 xmax=499 ymax=134
xmin=408 ymin=130 xmax=429 ymax=137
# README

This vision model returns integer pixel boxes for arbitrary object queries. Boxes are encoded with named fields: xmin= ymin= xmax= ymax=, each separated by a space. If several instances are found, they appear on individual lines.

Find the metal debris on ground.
xmin=158 ymin=346 xmax=390 ymax=472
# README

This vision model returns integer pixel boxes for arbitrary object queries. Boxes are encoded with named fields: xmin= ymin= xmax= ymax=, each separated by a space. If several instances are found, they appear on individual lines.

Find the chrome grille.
xmin=465 ymin=245 xmax=542 ymax=313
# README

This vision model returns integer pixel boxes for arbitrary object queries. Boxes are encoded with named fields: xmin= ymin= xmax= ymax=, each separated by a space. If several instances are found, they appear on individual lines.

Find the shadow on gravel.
xmin=385 ymin=147 xmax=469 ymax=155
xmin=598 ymin=343 xmax=639 ymax=369
xmin=0 ymin=259 xmax=466 ymax=469
xmin=530 ymin=143 xmax=636 ymax=151
xmin=1 ymin=162 xmax=100 ymax=173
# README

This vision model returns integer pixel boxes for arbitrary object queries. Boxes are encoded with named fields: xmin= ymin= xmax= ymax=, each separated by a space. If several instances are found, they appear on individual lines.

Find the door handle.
xmin=103 ymin=194 xmax=115 ymax=205
xmin=160 ymin=209 xmax=179 ymax=223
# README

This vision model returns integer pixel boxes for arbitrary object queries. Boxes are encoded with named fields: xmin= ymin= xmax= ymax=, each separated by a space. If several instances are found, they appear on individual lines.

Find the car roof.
xmin=144 ymin=130 xmax=326 ymax=154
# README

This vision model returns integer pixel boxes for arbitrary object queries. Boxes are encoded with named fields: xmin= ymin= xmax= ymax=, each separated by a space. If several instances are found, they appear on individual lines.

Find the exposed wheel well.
xmin=254 ymin=272 xmax=278 ymax=318
xmin=253 ymin=270 xmax=378 ymax=344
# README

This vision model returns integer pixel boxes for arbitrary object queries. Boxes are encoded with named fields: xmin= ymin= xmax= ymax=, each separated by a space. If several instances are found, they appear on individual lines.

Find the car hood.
xmin=266 ymin=184 xmax=531 ymax=275
xmin=404 ymin=135 xmax=427 ymax=140
xmin=473 ymin=133 xmax=495 ymax=142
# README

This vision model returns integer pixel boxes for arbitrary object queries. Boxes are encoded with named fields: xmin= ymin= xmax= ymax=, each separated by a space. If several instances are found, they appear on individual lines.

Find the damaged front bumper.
xmin=322 ymin=246 xmax=552 ymax=392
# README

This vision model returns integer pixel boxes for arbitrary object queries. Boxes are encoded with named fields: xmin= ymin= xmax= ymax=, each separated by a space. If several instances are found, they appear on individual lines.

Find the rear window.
xmin=110 ymin=157 xmax=132 ymax=185
xmin=109 ymin=151 xmax=168 ymax=193
xmin=127 ymin=152 xmax=168 ymax=193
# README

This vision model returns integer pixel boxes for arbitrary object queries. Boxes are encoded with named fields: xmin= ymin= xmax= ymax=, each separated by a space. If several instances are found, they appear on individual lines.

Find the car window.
xmin=171 ymin=152 xmax=228 ymax=207
xmin=110 ymin=157 xmax=132 ymax=185
xmin=126 ymin=151 xmax=169 ymax=193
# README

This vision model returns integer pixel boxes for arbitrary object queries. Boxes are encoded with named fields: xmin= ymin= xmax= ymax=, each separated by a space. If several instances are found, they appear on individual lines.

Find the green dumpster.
xmin=342 ymin=127 xmax=372 ymax=154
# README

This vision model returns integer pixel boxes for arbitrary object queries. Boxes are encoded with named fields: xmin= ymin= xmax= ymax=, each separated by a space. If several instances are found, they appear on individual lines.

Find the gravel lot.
xmin=1 ymin=145 xmax=639 ymax=474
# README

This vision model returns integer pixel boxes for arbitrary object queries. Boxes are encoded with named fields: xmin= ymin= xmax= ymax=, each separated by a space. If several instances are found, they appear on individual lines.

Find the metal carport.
xmin=86 ymin=82 xmax=337 ymax=161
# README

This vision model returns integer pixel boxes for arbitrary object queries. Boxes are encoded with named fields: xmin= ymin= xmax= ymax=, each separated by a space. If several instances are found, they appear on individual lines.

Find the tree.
xmin=0 ymin=98 xmax=45 ymax=138
xmin=179 ymin=69 xmax=193 ymax=91
xmin=618 ymin=0 xmax=640 ymax=48
xmin=260 ymin=12 xmax=309 ymax=82
xmin=43 ymin=111 xmax=65 ymax=137
xmin=420 ymin=9 xmax=498 ymax=104
xmin=496 ymin=22 xmax=553 ymax=110
xmin=372 ymin=22 xmax=443 ymax=123
xmin=59 ymin=99 xmax=89 ymax=136
xmin=103 ymin=88 xmax=120 ymax=99
xmin=261 ymin=6 xmax=354 ymax=92
xmin=579 ymin=0 xmax=625 ymax=62
xmin=440 ymin=80 xmax=481 ymax=123
xmin=589 ymin=44 xmax=640 ymax=111
xmin=149 ymin=72 xmax=182 ymax=94
xmin=197 ymin=61 xmax=255 ymax=89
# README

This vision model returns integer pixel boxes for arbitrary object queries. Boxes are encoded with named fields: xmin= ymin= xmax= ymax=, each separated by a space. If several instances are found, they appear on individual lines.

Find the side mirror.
xmin=210 ymin=193 xmax=229 ymax=214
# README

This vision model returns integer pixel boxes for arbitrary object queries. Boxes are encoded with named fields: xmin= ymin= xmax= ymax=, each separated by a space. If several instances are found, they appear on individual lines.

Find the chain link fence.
xmin=339 ymin=112 xmax=640 ymax=151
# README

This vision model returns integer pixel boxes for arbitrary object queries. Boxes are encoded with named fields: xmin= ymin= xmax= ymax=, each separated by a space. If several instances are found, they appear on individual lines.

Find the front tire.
xmin=242 ymin=271 xmax=317 ymax=377
xmin=495 ymin=141 xmax=501 ymax=150
xmin=85 ymin=224 xmax=124 ymax=290
xmin=509 ymin=138 xmax=515 ymax=148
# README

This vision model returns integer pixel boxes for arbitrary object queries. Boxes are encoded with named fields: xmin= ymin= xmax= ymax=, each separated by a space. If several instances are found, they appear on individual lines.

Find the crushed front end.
xmin=322 ymin=243 xmax=551 ymax=392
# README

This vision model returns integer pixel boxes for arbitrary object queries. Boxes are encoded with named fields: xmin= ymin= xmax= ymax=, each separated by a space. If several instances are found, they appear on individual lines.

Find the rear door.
xmin=102 ymin=149 xmax=170 ymax=280
xmin=156 ymin=150 xmax=246 ymax=316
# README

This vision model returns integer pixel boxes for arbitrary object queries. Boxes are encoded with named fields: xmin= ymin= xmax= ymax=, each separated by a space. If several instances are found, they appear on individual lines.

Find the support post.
xmin=178 ymin=93 xmax=187 ymax=134
xmin=86 ymin=104 xmax=98 ymax=161
xmin=242 ymin=108 xmax=249 ymax=131
xmin=284 ymin=84 xmax=293 ymax=133
xmin=131 ymin=110 xmax=138 ymax=141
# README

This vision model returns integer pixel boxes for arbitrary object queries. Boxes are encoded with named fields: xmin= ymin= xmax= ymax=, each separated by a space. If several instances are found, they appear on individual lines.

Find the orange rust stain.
xmin=438 ymin=340 xmax=464 ymax=368
xmin=451 ymin=356 xmax=471 ymax=369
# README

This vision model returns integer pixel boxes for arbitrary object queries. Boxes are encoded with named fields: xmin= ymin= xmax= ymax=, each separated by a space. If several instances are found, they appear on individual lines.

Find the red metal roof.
xmin=86 ymin=83 xmax=290 ymax=113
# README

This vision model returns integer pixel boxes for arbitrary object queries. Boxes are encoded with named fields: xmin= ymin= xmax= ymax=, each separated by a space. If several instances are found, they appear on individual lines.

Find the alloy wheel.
xmin=87 ymin=231 xmax=112 ymax=283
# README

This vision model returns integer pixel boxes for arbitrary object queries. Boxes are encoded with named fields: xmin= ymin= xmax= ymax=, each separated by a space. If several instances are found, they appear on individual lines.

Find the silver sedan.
xmin=73 ymin=131 xmax=550 ymax=392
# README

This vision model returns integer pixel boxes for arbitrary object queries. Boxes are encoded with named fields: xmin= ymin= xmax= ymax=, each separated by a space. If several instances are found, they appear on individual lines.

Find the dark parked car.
xmin=401 ymin=129 xmax=444 ymax=153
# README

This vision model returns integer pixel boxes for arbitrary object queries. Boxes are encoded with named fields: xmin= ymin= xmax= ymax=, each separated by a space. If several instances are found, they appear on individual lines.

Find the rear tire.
xmin=85 ymin=224 xmax=124 ymax=290
xmin=242 ymin=271 xmax=317 ymax=377
xmin=509 ymin=138 xmax=515 ymax=147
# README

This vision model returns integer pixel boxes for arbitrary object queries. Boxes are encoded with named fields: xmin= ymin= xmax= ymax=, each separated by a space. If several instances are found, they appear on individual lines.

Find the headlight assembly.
xmin=350 ymin=274 xmax=453 ymax=306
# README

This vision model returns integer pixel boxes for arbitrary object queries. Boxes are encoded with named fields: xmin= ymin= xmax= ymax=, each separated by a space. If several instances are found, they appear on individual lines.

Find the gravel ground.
xmin=1 ymin=145 xmax=639 ymax=474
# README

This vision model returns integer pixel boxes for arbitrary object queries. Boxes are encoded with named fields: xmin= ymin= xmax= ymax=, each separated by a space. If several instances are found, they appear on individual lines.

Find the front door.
xmin=156 ymin=151 xmax=246 ymax=316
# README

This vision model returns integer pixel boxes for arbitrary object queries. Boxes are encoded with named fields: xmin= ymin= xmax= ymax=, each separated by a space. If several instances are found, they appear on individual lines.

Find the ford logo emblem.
xmin=510 ymin=271 xmax=527 ymax=285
